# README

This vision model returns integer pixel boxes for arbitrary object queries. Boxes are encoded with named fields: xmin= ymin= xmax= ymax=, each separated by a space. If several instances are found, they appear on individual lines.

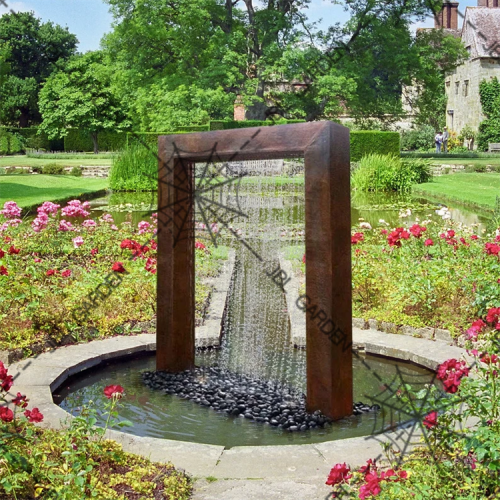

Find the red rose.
xmin=195 ymin=241 xmax=206 ymax=251
xmin=424 ymin=238 xmax=434 ymax=247
xmin=61 ymin=269 xmax=71 ymax=278
xmin=0 ymin=249 xmax=4 ymax=258
xmin=104 ymin=384 xmax=124 ymax=399
xmin=12 ymin=392 xmax=28 ymax=408
xmin=410 ymin=224 xmax=426 ymax=238
xmin=351 ymin=232 xmax=364 ymax=245
xmin=120 ymin=239 xmax=134 ymax=250
xmin=112 ymin=262 xmax=126 ymax=273
xmin=24 ymin=407 xmax=44 ymax=423
xmin=0 ymin=266 xmax=7 ymax=276
xmin=326 ymin=463 xmax=352 ymax=486
xmin=91 ymin=248 xmax=99 ymax=256
xmin=480 ymin=353 xmax=499 ymax=365
xmin=487 ymin=307 xmax=500 ymax=324
xmin=0 ymin=407 xmax=13 ymax=423
xmin=302 ymin=254 xmax=306 ymax=264
xmin=1 ymin=375 xmax=13 ymax=391
xmin=46 ymin=269 xmax=57 ymax=276
xmin=471 ymin=234 xmax=478 ymax=240
xmin=423 ymin=411 xmax=438 ymax=429
xmin=7 ymin=246 xmax=19 ymax=255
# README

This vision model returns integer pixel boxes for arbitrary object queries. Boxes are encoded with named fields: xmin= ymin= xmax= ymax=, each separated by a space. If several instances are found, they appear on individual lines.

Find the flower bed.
xmin=326 ymin=312 xmax=500 ymax=499
xmin=0 ymin=361 xmax=191 ymax=499
xmin=288 ymin=212 xmax=500 ymax=337
xmin=0 ymin=200 xmax=227 ymax=357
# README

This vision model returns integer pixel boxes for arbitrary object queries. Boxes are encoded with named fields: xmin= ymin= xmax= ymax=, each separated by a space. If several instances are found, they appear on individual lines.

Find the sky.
xmin=0 ymin=0 xmax=480 ymax=53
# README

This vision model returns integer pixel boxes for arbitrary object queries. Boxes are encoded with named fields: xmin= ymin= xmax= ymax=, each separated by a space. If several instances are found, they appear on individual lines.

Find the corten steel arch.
xmin=156 ymin=121 xmax=353 ymax=420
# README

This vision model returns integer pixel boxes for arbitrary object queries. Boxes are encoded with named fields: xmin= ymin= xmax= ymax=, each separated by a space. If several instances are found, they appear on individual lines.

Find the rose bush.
xmin=0 ymin=371 xmax=191 ymax=499
xmin=0 ymin=200 xmax=228 ymax=354
xmin=293 ymin=215 xmax=500 ymax=337
xmin=327 ymin=313 xmax=500 ymax=499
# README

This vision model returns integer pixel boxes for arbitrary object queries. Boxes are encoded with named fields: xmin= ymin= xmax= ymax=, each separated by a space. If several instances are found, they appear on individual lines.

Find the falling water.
xmin=197 ymin=159 xmax=307 ymax=391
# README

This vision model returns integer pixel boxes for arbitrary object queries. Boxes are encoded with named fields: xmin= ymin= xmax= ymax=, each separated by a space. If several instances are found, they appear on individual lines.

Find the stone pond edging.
xmin=5 ymin=330 xmax=469 ymax=483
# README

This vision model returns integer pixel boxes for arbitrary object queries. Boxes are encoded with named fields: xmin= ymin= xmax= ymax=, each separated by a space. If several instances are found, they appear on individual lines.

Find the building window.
xmin=463 ymin=80 xmax=469 ymax=97
xmin=455 ymin=82 xmax=460 ymax=95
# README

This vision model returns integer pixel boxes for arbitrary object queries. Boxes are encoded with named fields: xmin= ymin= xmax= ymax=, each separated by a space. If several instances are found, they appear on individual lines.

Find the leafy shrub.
xmin=69 ymin=166 xmax=83 ymax=177
xmin=400 ymin=125 xmax=435 ymax=152
xmin=109 ymin=143 xmax=157 ymax=191
xmin=350 ymin=131 xmax=400 ymax=162
xmin=30 ymin=165 xmax=43 ymax=174
xmin=0 ymin=167 xmax=5 ymax=175
xmin=41 ymin=163 xmax=65 ymax=175
xmin=474 ymin=164 xmax=487 ymax=173
xmin=352 ymin=154 xmax=430 ymax=193
xmin=0 ymin=128 xmax=25 ymax=154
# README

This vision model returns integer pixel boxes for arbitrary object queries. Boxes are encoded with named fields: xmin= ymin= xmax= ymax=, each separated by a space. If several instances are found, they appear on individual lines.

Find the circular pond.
xmin=54 ymin=351 xmax=434 ymax=448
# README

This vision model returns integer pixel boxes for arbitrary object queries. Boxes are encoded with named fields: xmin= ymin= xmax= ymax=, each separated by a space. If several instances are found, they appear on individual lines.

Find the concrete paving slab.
xmin=213 ymin=444 xmax=327 ymax=479
xmin=192 ymin=478 xmax=332 ymax=500
xmin=104 ymin=429 xmax=224 ymax=477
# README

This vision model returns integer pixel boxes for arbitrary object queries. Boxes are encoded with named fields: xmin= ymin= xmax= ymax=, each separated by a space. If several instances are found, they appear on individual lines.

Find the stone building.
xmin=443 ymin=1 xmax=500 ymax=136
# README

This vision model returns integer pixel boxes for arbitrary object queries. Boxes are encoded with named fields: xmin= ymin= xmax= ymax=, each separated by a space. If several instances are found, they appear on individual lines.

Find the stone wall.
xmin=446 ymin=58 xmax=500 ymax=136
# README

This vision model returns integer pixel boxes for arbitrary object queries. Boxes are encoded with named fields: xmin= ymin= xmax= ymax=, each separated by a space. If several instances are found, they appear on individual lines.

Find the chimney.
xmin=233 ymin=95 xmax=245 ymax=121
xmin=434 ymin=1 xmax=459 ymax=29
xmin=478 ymin=0 xmax=499 ymax=6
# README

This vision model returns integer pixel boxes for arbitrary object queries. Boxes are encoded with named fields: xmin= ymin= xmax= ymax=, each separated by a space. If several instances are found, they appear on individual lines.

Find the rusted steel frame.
xmin=157 ymin=121 xmax=352 ymax=419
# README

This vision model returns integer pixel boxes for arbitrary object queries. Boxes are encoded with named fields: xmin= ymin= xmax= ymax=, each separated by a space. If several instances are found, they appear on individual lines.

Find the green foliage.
xmin=0 ymin=12 xmax=78 ymax=127
xmin=400 ymin=125 xmax=435 ymax=152
xmin=352 ymin=154 xmax=430 ymax=193
xmin=109 ymin=143 xmax=157 ymax=191
xmin=63 ymin=129 xmax=127 ymax=152
xmin=0 ymin=374 xmax=192 ymax=498
xmin=41 ymin=163 xmax=65 ymax=175
xmin=350 ymin=131 xmax=400 ymax=162
xmin=478 ymin=78 xmax=500 ymax=151
xmin=69 ymin=166 xmax=83 ymax=177
xmin=39 ymin=51 xmax=130 ymax=153
xmin=209 ymin=119 xmax=305 ymax=130
xmin=0 ymin=128 xmax=26 ymax=154
xmin=0 ymin=205 xmax=227 ymax=351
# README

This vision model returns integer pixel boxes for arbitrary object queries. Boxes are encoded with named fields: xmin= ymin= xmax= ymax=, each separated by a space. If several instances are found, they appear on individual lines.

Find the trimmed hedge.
xmin=64 ymin=129 xmax=127 ymax=152
xmin=6 ymin=127 xmax=64 ymax=152
xmin=209 ymin=119 xmax=306 ymax=130
xmin=0 ymin=128 xmax=25 ymax=155
xmin=350 ymin=131 xmax=400 ymax=162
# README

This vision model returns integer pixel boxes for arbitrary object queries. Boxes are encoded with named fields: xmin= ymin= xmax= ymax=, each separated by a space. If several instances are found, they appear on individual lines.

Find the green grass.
xmin=0 ymin=155 xmax=113 ymax=167
xmin=413 ymin=172 xmax=500 ymax=210
xmin=0 ymin=175 xmax=109 ymax=210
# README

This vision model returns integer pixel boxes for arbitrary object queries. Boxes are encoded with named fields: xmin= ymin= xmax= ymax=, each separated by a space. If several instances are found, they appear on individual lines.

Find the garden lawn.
xmin=413 ymin=172 xmax=500 ymax=210
xmin=0 ymin=175 xmax=108 ymax=209
xmin=0 ymin=155 xmax=113 ymax=168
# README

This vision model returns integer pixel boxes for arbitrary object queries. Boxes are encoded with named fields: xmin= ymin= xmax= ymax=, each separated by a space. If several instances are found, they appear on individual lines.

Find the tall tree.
xmin=0 ymin=12 xmax=78 ymax=127
xmin=39 ymin=51 xmax=129 ymax=153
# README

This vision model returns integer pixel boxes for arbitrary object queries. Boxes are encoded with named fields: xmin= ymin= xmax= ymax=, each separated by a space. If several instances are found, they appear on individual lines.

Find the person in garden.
xmin=435 ymin=131 xmax=443 ymax=153
xmin=442 ymin=126 xmax=449 ymax=153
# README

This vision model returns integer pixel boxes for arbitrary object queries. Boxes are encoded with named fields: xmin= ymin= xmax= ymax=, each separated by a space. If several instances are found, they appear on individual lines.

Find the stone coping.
xmin=6 ymin=331 xmax=469 ymax=481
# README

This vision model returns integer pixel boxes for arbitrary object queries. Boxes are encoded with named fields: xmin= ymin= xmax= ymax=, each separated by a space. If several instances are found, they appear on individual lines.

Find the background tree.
xmin=0 ymin=43 xmax=10 ymax=86
xmin=0 ymin=12 xmax=78 ymax=127
xmin=39 ymin=51 xmax=130 ymax=153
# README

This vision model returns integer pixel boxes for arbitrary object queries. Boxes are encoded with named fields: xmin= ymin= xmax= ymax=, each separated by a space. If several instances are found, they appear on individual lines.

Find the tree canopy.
xmin=0 ymin=12 xmax=78 ymax=127
xmin=38 ymin=51 xmax=129 ymax=153
xmin=0 ymin=1 xmax=468 ymax=134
